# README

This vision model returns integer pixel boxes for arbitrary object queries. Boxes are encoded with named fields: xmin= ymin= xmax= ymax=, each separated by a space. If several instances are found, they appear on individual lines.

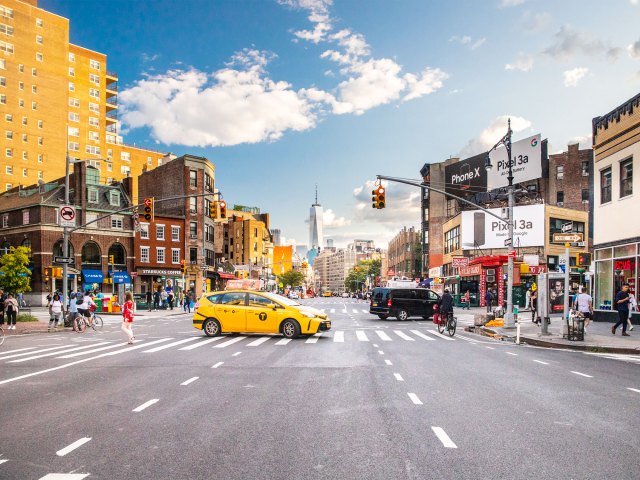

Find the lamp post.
xmin=485 ymin=119 xmax=515 ymax=328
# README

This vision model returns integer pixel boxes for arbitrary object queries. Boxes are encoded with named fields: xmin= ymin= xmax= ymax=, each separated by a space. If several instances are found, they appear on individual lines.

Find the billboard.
xmin=487 ymin=133 xmax=542 ymax=190
xmin=461 ymin=204 xmax=545 ymax=249
xmin=444 ymin=153 xmax=487 ymax=197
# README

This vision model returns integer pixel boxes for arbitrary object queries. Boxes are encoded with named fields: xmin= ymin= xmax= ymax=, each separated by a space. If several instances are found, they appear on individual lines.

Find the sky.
xmin=42 ymin=0 xmax=640 ymax=250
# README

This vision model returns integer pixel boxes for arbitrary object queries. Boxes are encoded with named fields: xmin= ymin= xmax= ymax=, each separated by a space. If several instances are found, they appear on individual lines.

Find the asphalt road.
xmin=0 ymin=298 xmax=638 ymax=479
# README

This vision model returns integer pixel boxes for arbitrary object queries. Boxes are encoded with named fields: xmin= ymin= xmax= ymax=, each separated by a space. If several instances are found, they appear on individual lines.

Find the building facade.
xmin=592 ymin=92 xmax=640 ymax=318
xmin=387 ymin=227 xmax=421 ymax=279
xmin=312 ymin=247 xmax=355 ymax=294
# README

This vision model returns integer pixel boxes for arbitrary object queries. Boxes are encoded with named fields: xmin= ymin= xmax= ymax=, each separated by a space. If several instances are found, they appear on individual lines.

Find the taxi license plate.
xmin=373 ymin=303 xmax=378 ymax=307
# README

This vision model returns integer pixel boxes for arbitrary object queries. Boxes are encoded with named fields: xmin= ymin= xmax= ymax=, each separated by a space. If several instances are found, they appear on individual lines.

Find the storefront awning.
xmin=82 ymin=269 xmax=104 ymax=282
xmin=112 ymin=272 xmax=132 ymax=284
xmin=216 ymin=272 xmax=236 ymax=279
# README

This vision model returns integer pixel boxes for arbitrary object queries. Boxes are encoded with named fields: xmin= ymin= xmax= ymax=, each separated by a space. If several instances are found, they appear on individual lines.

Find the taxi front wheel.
xmin=203 ymin=318 xmax=221 ymax=337
xmin=282 ymin=319 xmax=301 ymax=339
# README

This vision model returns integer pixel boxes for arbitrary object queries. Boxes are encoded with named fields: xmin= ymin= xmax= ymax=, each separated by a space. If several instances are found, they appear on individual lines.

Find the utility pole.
xmin=62 ymin=152 xmax=71 ymax=309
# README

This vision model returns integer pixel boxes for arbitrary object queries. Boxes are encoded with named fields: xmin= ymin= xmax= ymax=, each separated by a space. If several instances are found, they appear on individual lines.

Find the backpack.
xmin=76 ymin=295 xmax=84 ymax=306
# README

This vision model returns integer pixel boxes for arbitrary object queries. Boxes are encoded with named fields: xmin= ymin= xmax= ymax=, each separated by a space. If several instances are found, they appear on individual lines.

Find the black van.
xmin=369 ymin=287 xmax=440 ymax=320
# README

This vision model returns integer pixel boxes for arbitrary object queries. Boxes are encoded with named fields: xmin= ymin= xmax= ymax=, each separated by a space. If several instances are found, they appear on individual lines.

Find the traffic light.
xmin=143 ymin=197 xmax=154 ymax=222
xmin=209 ymin=201 xmax=218 ymax=219
xmin=219 ymin=200 xmax=227 ymax=219
xmin=371 ymin=185 xmax=386 ymax=209
xmin=108 ymin=255 xmax=114 ymax=264
xmin=577 ymin=252 xmax=592 ymax=267
xmin=180 ymin=259 xmax=187 ymax=274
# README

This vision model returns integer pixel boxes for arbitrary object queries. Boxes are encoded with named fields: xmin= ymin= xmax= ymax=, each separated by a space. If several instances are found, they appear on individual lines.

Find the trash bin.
xmin=94 ymin=298 xmax=103 ymax=313
xmin=566 ymin=312 xmax=585 ymax=341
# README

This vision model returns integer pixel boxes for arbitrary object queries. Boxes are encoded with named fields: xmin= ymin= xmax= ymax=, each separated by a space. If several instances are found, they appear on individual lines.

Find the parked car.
xmin=369 ymin=287 xmax=440 ymax=321
xmin=341 ymin=292 xmax=350 ymax=298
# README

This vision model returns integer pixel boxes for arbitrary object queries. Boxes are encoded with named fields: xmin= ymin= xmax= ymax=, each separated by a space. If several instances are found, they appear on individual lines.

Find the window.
xmin=120 ymin=165 xmax=130 ymax=175
xmin=140 ymin=223 xmax=149 ymax=239
xmin=35 ymin=52 xmax=43 ymax=62
xmin=121 ymin=151 xmax=130 ymax=161
xmin=21 ymin=167 xmax=27 ymax=176
xmin=171 ymin=226 xmax=180 ymax=242
xmin=190 ymin=222 xmax=197 ymax=238
xmin=17 ymin=81 xmax=22 ymax=90
xmin=581 ymin=160 xmax=589 ymax=176
xmin=38 ymin=154 xmax=43 ymax=163
xmin=5 ymin=148 xmax=12 ymax=158
xmin=18 ymin=132 xmax=24 ymax=141
xmin=0 ymin=58 xmax=4 ymax=68
xmin=69 ymin=52 xmax=75 ymax=62
xmin=22 ymin=210 xmax=29 ymax=225
xmin=21 ymin=116 xmax=26 ymax=125
xmin=89 ymin=117 xmax=99 ymax=127
xmin=172 ymin=248 xmax=180 ymax=264
xmin=189 ymin=170 xmax=197 ymax=187
xmin=0 ymin=76 xmax=5 ymax=86
xmin=5 ymin=184 xmax=11 ymax=191
xmin=0 ymin=41 xmax=13 ymax=54
xmin=205 ymin=225 xmax=214 ymax=242
xmin=5 ymin=165 xmax=12 ymax=174
xmin=582 ymin=189 xmax=589 ymax=203
xmin=147 ymin=156 xmax=152 ymax=166
xmin=600 ymin=167 xmax=612 ymax=204
xmin=31 ymin=101 xmax=37 ymax=110
xmin=0 ymin=6 xmax=13 ymax=19
xmin=18 ymin=63 xmax=23 ymax=73
xmin=556 ymin=191 xmax=564 ymax=206
xmin=89 ymin=88 xmax=99 ymax=99
xmin=85 ymin=212 xmax=98 ymax=228
xmin=4 ymin=113 xmax=10 ymax=121
xmin=31 ymin=67 xmax=36 ymax=76
xmin=106 ymin=162 xmax=112 ymax=172
xmin=89 ymin=73 xmax=100 ymax=85
xmin=0 ymin=94 xmax=5 ymax=104
xmin=37 ymin=171 xmax=42 ymax=179
xmin=86 ymin=145 xmax=100 ymax=155
xmin=140 ymin=246 xmax=150 ymax=263
xmin=90 ymin=59 xmax=101 ymax=70
xmin=69 ymin=112 xmax=79 ymax=122
xmin=620 ymin=158 xmax=633 ymax=198
xmin=556 ymin=165 xmax=564 ymax=180
xmin=68 ymin=142 xmax=79 ymax=151
xmin=36 ymin=18 xmax=43 ymax=27
xmin=189 ymin=197 xmax=197 ymax=213
xmin=156 ymin=248 xmax=165 ymax=263
xmin=4 ymin=130 xmax=10 ymax=139
xmin=549 ymin=218 xmax=585 ymax=243
xmin=68 ymin=127 xmax=79 ymax=137
xmin=69 ymin=97 xmax=79 ymax=108
xmin=21 ymin=151 xmax=26 ymax=160
xmin=190 ymin=248 xmax=198 ymax=263
xmin=88 ymin=188 xmax=99 ymax=203
xmin=68 ymin=82 xmax=75 ymax=92
xmin=38 ymin=137 xmax=42 ymax=146
xmin=156 ymin=224 xmax=165 ymax=240
xmin=205 ymin=173 xmax=213 ymax=192
xmin=0 ymin=23 xmax=12 ymax=36
xmin=89 ymin=102 xmax=99 ymax=113
xmin=68 ymin=67 xmax=74 ymax=77
xmin=88 ymin=131 xmax=99 ymax=142
xmin=37 ymin=119 xmax=42 ymax=128
xmin=18 ymin=98 xmax=23 ymax=107
xmin=1 ymin=214 xmax=7 ymax=227
xmin=111 ymin=216 xmax=123 ymax=229
xmin=444 ymin=226 xmax=460 ymax=254
xmin=109 ymin=191 xmax=120 ymax=206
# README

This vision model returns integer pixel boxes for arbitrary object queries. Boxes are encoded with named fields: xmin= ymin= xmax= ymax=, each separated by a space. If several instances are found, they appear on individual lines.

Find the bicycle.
xmin=86 ymin=310 xmax=103 ymax=330
xmin=437 ymin=310 xmax=457 ymax=337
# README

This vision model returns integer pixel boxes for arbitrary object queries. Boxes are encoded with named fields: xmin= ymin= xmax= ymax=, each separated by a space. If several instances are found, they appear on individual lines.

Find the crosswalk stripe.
xmin=9 ymin=342 xmax=112 ymax=363
xmin=0 ymin=347 xmax=37 ymax=357
xmin=375 ymin=330 xmax=392 ymax=341
xmin=179 ymin=337 xmax=224 ymax=350
xmin=102 ymin=338 xmax=174 ymax=356
xmin=393 ymin=330 xmax=414 ymax=341
xmin=246 ymin=336 xmax=271 ymax=347
xmin=361 ymin=309 xmax=368 ymax=314
xmin=426 ymin=330 xmax=455 ymax=341
xmin=410 ymin=329 xmax=435 ymax=341
xmin=352 ymin=309 xmax=358 ymax=313
xmin=305 ymin=333 xmax=322 ymax=344
xmin=214 ymin=336 xmax=247 ymax=348
xmin=455 ymin=334 xmax=477 ymax=343
xmin=58 ymin=343 xmax=127 ymax=358
xmin=143 ymin=337 xmax=200 ymax=353
xmin=356 ymin=330 xmax=369 ymax=342
xmin=275 ymin=338 xmax=291 ymax=345
xmin=1 ymin=344 xmax=77 ymax=361
xmin=333 ymin=331 xmax=344 ymax=342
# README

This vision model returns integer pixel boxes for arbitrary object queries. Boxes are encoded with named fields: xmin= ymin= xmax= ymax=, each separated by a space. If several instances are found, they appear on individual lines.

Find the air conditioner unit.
xmin=190 ymin=234 xmax=197 ymax=239
xmin=557 ymin=202 xmax=564 ymax=207
xmin=500 ymin=208 xmax=509 ymax=220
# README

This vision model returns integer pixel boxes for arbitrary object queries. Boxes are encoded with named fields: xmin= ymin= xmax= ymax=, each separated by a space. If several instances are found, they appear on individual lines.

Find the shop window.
xmin=595 ymin=260 xmax=613 ymax=309
xmin=613 ymin=258 xmax=636 ymax=302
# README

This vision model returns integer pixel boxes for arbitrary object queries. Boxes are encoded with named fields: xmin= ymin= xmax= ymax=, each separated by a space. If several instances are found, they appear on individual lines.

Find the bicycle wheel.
xmin=437 ymin=315 xmax=445 ymax=334
xmin=92 ymin=315 xmax=103 ymax=330
xmin=448 ymin=317 xmax=457 ymax=337
xmin=0 ymin=327 xmax=5 ymax=346
xmin=75 ymin=317 xmax=87 ymax=333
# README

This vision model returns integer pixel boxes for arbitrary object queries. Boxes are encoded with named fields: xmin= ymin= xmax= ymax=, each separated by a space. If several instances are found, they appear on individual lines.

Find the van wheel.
xmin=281 ymin=319 xmax=301 ymax=339
xmin=396 ymin=310 xmax=408 ymax=321
xmin=203 ymin=318 xmax=221 ymax=337
xmin=378 ymin=314 xmax=388 ymax=320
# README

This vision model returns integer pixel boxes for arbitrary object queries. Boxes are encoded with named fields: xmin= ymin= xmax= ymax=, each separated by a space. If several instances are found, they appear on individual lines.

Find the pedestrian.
xmin=573 ymin=286 xmax=593 ymax=332
xmin=525 ymin=288 xmax=531 ymax=310
xmin=17 ymin=291 xmax=25 ymax=308
xmin=531 ymin=289 xmax=539 ymax=324
xmin=145 ymin=288 xmax=152 ymax=312
xmin=463 ymin=290 xmax=471 ymax=310
xmin=4 ymin=293 xmax=19 ymax=330
xmin=484 ymin=289 xmax=493 ymax=313
xmin=178 ymin=289 xmax=184 ymax=309
xmin=612 ymin=283 xmax=631 ymax=336
xmin=48 ymin=293 xmax=63 ymax=331
xmin=0 ymin=289 xmax=5 ymax=327
xmin=183 ymin=290 xmax=191 ymax=313
xmin=121 ymin=291 xmax=135 ymax=344
xmin=153 ymin=288 xmax=161 ymax=311
xmin=68 ymin=292 xmax=80 ymax=332
xmin=627 ymin=293 xmax=637 ymax=332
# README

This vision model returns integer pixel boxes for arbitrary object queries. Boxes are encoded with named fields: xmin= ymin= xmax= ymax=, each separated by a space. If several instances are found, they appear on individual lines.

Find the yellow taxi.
xmin=322 ymin=291 xmax=332 ymax=297
xmin=193 ymin=290 xmax=331 ymax=339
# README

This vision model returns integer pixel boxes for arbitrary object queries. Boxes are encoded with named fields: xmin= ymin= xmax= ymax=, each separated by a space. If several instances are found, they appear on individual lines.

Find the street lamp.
xmin=485 ymin=118 xmax=515 ymax=328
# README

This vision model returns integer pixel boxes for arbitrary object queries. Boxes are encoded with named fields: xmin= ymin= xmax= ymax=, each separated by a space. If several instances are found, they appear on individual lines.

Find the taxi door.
xmin=245 ymin=293 xmax=282 ymax=333
xmin=214 ymin=292 xmax=248 ymax=332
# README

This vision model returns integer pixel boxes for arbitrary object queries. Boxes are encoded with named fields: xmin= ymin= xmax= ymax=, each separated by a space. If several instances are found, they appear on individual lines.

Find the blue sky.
xmin=42 ymin=0 xmax=640 ymax=249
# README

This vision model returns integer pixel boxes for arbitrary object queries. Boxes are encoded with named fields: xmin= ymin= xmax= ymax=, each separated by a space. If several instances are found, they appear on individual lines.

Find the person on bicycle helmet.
xmin=439 ymin=289 xmax=454 ymax=315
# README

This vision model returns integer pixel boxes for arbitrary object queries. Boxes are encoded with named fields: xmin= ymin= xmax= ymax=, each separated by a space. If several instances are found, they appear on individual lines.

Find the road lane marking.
xmin=58 ymin=343 xmax=127 ymax=358
xmin=426 ymin=330 xmax=455 ymax=341
xmin=39 ymin=474 xmax=90 ymax=479
xmin=352 ymin=309 xmax=359 ymax=313
xmin=432 ymin=427 xmax=457 ymax=448
xmin=361 ymin=309 xmax=368 ymax=314
xmin=179 ymin=337 xmax=224 ymax=350
xmin=356 ymin=330 xmax=369 ymax=342
xmin=211 ymin=362 xmax=224 ymax=368
xmin=486 ymin=346 xmax=495 ymax=350
xmin=627 ymin=388 xmax=640 ymax=394
xmin=305 ymin=333 xmax=322 ymax=344
xmin=533 ymin=360 xmax=549 ymax=365
xmin=232 ymin=352 xmax=242 ymax=356
xmin=378 ymin=350 xmax=384 ymax=355
xmin=246 ymin=336 xmax=271 ymax=347
xmin=275 ymin=338 xmax=291 ymax=345
xmin=571 ymin=371 xmax=593 ymax=378
xmin=9 ymin=342 xmax=112 ymax=363
xmin=0 ymin=344 xmax=74 ymax=361
xmin=373 ymin=344 xmax=379 ymax=347
xmin=213 ymin=336 xmax=247 ymax=348
xmin=384 ymin=359 xmax=393 ymax=365
xmin=133 ymin=399 xmax=159 ymax=412
xmin=375 ymin=331 xmax=392 ymax=341
xmin=143 ymin=337 xmax=200 ymax=353
xmin=56 ymin=437 xmax=92 ymax=457
xmin=455 ymin=335 xmax=477 ymax=344
xmin=393 ymin=330 xmax=415 ymax=341
xmin=0 ymin=347 xmax=37 ymax=357
xmin=181 ymin=377 xmax=199 ymax=386
xmin=333 ymin=331 xmax=344 ymax=342
xmin=0 ymin=459 xmax=8 ymax=465
xmin=410 ymin=330 xmax=435 ymax=341
xmin=505 ymin=352 xmax=518 ymax=356
xmin=394 ymin=373 xmax=404 ymax=381
xmin=408 ymin=393 xmax=423 ymax=405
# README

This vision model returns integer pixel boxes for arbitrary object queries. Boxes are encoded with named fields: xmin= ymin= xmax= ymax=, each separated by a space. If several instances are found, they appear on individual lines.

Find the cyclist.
xmin=439 ymin=289 xmax=455 ymax=324
xmin=77 ymin=290 xmax=96 ymax=327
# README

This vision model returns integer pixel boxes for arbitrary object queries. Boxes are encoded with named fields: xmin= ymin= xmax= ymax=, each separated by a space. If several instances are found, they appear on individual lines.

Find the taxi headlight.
xmin=302 ymin=312 xmax=317 ymax=319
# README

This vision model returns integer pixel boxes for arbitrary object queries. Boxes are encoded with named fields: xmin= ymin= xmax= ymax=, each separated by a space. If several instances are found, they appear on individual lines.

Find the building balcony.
xmin=106 ymin=97 xmax=118 ymax=108
xmin=106 ymin=83 xmax=118 ymax=98
xmin=106 ymin=109 xmax=118 ymax=121
xmin=106 ymin=71 xmax=118 ymax=82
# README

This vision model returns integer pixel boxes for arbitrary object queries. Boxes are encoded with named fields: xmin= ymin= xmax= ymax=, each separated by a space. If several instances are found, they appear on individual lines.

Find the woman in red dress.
xmin=121 ymin=291 xmax=135 ymax=344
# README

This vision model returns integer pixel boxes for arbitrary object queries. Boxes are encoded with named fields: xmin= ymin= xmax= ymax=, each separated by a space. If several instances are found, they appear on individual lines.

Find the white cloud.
xmin=458 ymin=115 xmax=533 ymax=158
xmin=352 ymin=181 xmax=421 ymax=225
xmin=449 ymin=35 xmax=486 ymax=51
xmin=563 ymin=67 xmax=589 ymax=87
xmin=567 ymin=134 xmax=592 ymax=149
xmin=543 ymin=25 xmax=622 ymax=61
xmin=505 ymin=53 xmax=534 ymax=72
xmin=521 ymin=11 xmax=552 ymax=32
xmin=628 ymin=38 xmax=640 ymax=58
xmin=322 ymin=208 xmax=350 ymax=228
xmin=632 ymin=0 xmax=639 ymax=5
xmin=499 ymin=0 xmax=526 ymax=7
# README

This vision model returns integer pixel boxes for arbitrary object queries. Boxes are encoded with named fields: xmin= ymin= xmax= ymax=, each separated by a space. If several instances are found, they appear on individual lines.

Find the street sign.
xmin=130 ymin=272 xmax=138 ymax=277
xmin=503 ymin=238 xmax=512 ymax=247
xmin=452 ymin=257 xmax=469 ymax=268
xmin=53 ymin=256 xmax=74 ymax=265
xmin=200 ymin=264 xmax=209 ymax=271
xmin=561 ymin=222 xmax=573 ymax=233
xmin=59 ymin=205 xmax=76 ymax=227
xmin=507 ymin=250 xmax=517 ymax=258
xmin=553 ymin=233 xmax=583 ymax=243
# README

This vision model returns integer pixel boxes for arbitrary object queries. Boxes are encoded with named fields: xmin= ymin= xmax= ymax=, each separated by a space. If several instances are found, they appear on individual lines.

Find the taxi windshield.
xmin=263 ymin=292 xmax=301 ymax=307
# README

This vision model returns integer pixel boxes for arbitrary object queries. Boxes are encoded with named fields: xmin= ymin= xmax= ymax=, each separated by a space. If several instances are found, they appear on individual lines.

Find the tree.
xmin=278 ymin=270 xmax=304 ymax=289
xmin=0 ymin=246 xmax=32 ymax=294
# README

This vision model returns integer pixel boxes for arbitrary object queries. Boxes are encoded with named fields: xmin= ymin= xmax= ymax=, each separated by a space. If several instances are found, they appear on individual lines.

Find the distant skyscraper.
xmin=309 ymin=186 xmax=324 ymax=250
xmin=271 ymin=229 xmax=282 ymax=246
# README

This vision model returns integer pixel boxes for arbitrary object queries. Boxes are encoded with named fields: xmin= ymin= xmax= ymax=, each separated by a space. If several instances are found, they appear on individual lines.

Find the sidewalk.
xmin=461 ymin=306 xmax=640 ymax=355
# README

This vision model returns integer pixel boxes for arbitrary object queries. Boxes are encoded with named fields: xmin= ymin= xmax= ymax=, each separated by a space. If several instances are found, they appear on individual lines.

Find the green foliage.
xmin=16 ymin=313 xmax=38 ymax=323
xmin=278 ymin=270 xmax=304 ymax=289
xmin=0 ymin=246 xmax=32 ymax=294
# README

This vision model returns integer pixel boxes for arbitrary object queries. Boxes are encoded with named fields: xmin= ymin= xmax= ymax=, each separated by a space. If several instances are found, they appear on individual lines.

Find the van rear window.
xmin=373 ymin=289 xmax=389 ymax=301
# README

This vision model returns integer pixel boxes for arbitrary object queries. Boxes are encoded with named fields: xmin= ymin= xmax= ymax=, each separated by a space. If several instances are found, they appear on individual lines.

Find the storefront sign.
xmin=452 ymin=257 xmax=469 ymax=268
xmin=480 ymin=268 xmax=487 ymax=307
xmin=528 ymin=265 xmax=547 ymax=274
xmin=459 ymin=264 xmax=481 ymax=276
xmin=461 ymin=204 xmax=545 ymax=249
xmin=428 ymin=266 xmax=442 ymax=278
xmin=614 ymin=259 xmax=636 ymax=271
xmin=487 ymin=133 xmax=542 ymax=190
xmin=137 ymin=268 xmax=182 ymax=276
